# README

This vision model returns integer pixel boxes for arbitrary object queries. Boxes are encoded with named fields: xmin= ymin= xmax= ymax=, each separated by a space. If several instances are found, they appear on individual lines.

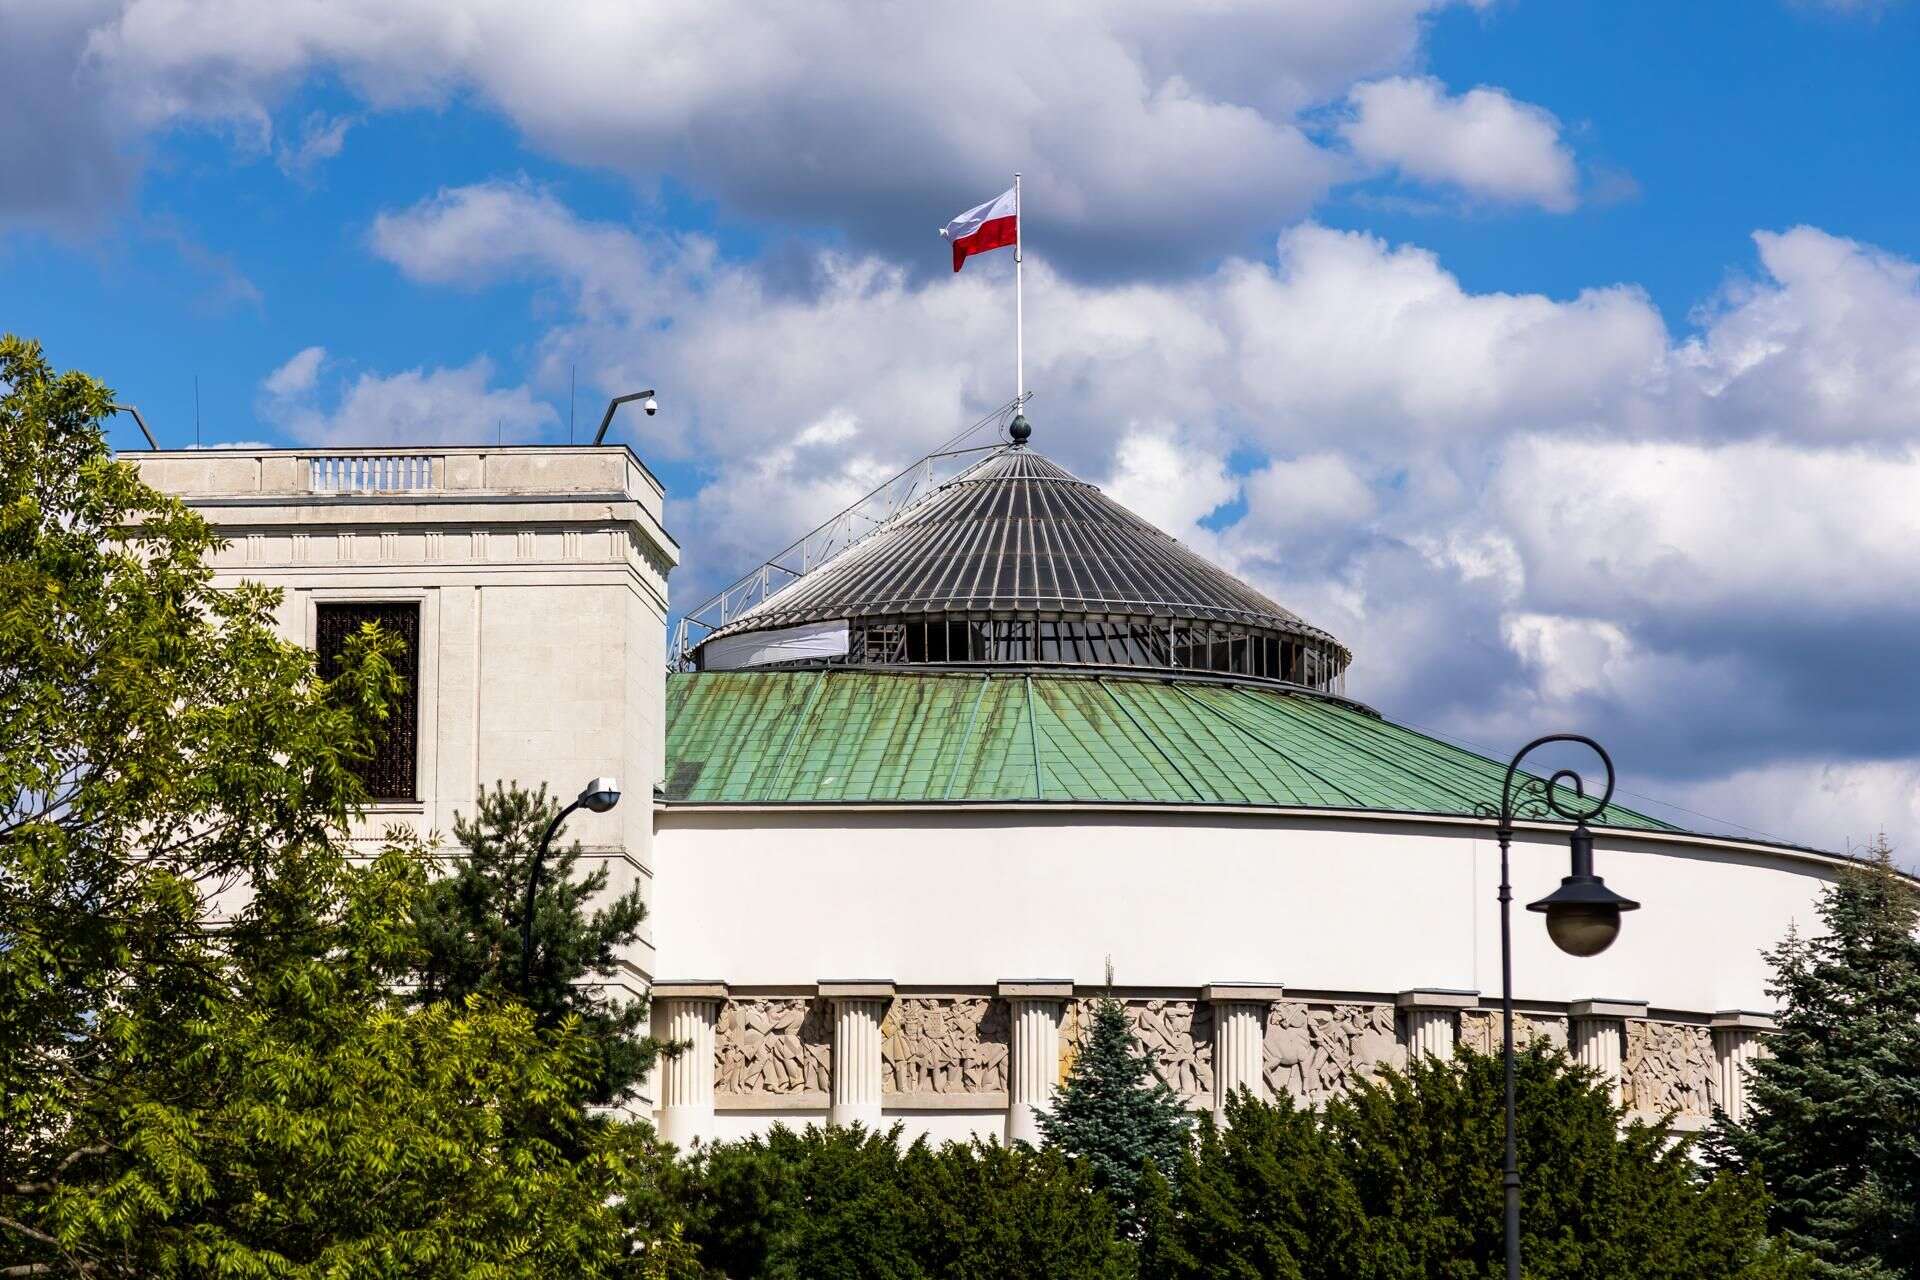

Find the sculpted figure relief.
xmin=1458 ymin=1010 xmax=1570 ymax=1057
xmin=1128 ymin=999 xmax=1214 ymax=1100
xmin=1059 ymin=998 xmax=1213 ymax=1100
xmin=714 ymin=998 xmax=831 ymax=1095
xmin=1623 ymin=1021 xmax=1716 ymax=1115
xmin=1262 ymin=1002 xmax=1406 ymax=1106
xmin=882 ymin=997 xmax=1010 ymax=1095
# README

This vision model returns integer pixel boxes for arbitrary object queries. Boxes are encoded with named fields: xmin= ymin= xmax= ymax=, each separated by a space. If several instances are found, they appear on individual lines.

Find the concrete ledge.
xmin=1201 ymin=982 xmax=1287 ymax=1003
xmin=1711 ymin=1009 xmax=1779 ymax=1031
xmin=1570 ymin=998 xmax=1649 ymax=1020
xmin=1396 ymin=988 xmax=1479 ymax=1010
xmin=717 ymin=1092 xmax=831 ymax=1112
xmin=818 ymin=979 xmax=897 ymax=999
xmin=997 ymin=979 xmax=1075 ymax=999
xmin=650 ymin=979 xmax=729 ymax=1001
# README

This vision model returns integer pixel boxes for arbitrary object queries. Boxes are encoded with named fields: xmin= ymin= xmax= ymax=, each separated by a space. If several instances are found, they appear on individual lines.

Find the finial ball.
xmin=1008 ymin=413 xmax=1032 ymax=444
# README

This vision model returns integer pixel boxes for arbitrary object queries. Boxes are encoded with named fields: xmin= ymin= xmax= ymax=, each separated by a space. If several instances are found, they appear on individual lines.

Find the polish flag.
xmin=940 ymin=186 xmax=1018 ymax=272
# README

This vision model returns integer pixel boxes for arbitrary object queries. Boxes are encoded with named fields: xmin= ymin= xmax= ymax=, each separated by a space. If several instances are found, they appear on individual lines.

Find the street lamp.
xmin=520 ymin=776 xmax=622 ymax=994
xmin=1485 ymin=735 xmax=1639 ymax=1280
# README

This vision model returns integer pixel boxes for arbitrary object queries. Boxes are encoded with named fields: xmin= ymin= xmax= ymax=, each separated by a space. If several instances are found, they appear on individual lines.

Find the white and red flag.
xmin=940 ymin=185 xmax=1018 ymax=273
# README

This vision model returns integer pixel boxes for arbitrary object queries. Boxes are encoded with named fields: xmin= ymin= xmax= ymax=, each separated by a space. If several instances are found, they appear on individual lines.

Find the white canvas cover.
xmin=701 ymin=618 xmax=851 ymax=670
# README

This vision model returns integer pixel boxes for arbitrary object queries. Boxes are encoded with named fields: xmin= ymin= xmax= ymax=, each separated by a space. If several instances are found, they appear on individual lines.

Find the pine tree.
xmin=1717 ymin=837 xmax=1920 ymax=1279
xmin=411 ymin=780 xmax=660 ymax=1106
xmin=1037 ymin=994 xmax=1195 ymax=1236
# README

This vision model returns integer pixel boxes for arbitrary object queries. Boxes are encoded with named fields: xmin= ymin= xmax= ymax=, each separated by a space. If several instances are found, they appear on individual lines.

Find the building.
xmin=140 ymin=429 xmax=1838 ymax=1149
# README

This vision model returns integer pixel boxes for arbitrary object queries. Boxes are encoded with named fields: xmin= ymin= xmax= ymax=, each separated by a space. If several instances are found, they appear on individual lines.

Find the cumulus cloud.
xmin=15 ymin=0 xmax=1521 ymax=265
xmin=1341 ymin=76 xmax=1580 ymax=210
xmin=258 ymin=348 xmax=554 ymax=445
xmin=0 ymin=1 xmax=139 ymax=230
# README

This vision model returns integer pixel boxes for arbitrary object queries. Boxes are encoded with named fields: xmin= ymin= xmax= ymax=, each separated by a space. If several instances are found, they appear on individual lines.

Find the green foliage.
xmin=411 ymin=781 xmax=659 ymax=1105
xmin=1143 ymin=1047 xmax=1802 ymax=1280
xmin=898 ymin=1138 xmax=1134 ymax=1280
xmin=1716 ymin=839 xmax=1920 ymax=1279
xmin=1038 ymin=994 xmax=1195 ymax=1235
xmin=0 ymin=337 xmax=682 ymax=1277
xmin=666 ymin=1124 xmax=1130 ymax=1280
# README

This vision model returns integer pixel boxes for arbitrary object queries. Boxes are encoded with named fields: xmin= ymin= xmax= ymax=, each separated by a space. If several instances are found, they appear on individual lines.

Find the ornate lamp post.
xmin=1485 ymin=735 xmax=1639 ymax=1280
xmin=520 ymin=776 xmax=622 ymax=994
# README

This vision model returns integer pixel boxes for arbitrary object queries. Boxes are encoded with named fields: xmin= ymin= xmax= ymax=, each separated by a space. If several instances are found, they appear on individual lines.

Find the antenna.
xmin=570 ymin=364 xmax=577 ymax=444
xmin=194 ymin=374 xmax=201 ymax=447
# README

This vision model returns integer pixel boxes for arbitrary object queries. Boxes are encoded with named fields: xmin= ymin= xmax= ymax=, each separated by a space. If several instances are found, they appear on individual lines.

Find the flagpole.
xmin=1014 ymin=171 xmax=1024 ymax=409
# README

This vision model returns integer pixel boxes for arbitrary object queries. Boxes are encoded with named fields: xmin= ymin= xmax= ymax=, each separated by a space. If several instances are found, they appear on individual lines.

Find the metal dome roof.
xmin=693 ymin=445 xmax=1349 ymax=663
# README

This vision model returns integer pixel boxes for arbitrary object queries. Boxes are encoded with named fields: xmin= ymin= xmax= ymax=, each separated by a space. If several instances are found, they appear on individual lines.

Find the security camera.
xmin=643 ymin=396 xmax=659 ymax=416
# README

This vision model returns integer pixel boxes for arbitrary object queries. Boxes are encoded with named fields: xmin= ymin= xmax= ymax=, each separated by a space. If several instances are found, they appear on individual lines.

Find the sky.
xmin=5 ymin=0 xmax=1920 ymax=860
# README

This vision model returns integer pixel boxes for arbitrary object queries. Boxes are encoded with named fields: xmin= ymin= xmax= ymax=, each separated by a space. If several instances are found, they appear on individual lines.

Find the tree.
xmin=1037 ymin=995 xmax=1194 ymax=1236
xmin=1144 ymin=1046 xmax=1801 ymax=1280
xmin=0 ymin=337 xmax=680 ymax=1277
xmin=665 ymin=1124 xmax=1130 ymax=1280
xmin=898 ymin=1138 xmax=1133 ymax=1280
xmin=1715 ymin=839 xmax=1920 ymax=1279
xmin=669 ymin=1124 xmax=925 ymax=1280
xmin=410 ymin=781 xmax=658 ymax=1106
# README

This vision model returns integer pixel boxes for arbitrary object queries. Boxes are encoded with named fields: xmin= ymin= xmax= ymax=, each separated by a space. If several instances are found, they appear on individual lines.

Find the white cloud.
xmin=263 ymin=344 xmax=325 ymax=396
xmin=1490 ymin=436 xmax=1920 ymax=619
xmin=1672 ymin=758 xmax=1920 ymax=867
xmin=1342 ymin=76 xmax=1579 ymax=211
xmin=26 ymin=0 xmax=1508 ymax=263
xmin=258 ymin=350 xmax=554 ymax=445
xmin=1683 ymin=227 xmax=1920 ymax=442
xmin=275 ymin=111 xmax=354 ymax=181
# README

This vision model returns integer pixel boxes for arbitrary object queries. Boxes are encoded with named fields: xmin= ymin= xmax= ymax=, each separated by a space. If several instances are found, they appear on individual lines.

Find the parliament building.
xmin=139 ymin=426 xmax=1830 ymax=1148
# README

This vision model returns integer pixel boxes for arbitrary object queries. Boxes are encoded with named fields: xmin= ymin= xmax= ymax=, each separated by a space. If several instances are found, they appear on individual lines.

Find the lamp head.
xmin=1527 ymin=823 xmax=1638 ymax=956
xmin=578 ymin=776 xmax=622 ymax=813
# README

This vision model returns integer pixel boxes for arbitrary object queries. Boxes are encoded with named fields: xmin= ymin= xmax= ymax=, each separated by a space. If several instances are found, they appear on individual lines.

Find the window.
xmin=315 ymin=601 xmax=420 ymax=801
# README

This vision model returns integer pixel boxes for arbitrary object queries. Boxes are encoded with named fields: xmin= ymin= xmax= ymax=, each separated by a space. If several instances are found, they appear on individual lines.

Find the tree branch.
xmin=10 ymin=1145 xmax=111 ymax=1195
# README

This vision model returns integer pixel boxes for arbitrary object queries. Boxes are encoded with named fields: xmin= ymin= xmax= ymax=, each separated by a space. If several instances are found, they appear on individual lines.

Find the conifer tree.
xmin=411 ymin=780 xmax=659 ymax=1105
xmin=1717 ymin=837 xmax=1920 ymax=1279
xmin=1037 ymin=993 xmax=1194 ymax=1235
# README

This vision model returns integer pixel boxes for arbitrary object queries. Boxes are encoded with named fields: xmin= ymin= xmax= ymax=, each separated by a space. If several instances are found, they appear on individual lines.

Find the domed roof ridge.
xmin=695 ymin=443 xmax=1348 ymax=666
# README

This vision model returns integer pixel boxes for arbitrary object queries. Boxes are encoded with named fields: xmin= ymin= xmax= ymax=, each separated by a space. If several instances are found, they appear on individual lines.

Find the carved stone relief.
xmin=1262 ymin=1002 xmax=1406 ymax=1106
xmin=714 ymin=998 xmax=831 ymax=1095
xmin=1458 ymin=1010 xmax=1570 ymax=1057
xmin=882 ymin=997 xmax=1010 ymax=1096
xmin=1623 ymin=1021 xmax=1716 ymax=1116
xmin=1059 ymin=998 xmax=1214 ymax=1101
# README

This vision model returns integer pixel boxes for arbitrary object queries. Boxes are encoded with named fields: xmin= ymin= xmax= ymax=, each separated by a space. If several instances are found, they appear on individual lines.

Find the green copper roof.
xmin=661 ymin=669 xmax=1676 ymax=831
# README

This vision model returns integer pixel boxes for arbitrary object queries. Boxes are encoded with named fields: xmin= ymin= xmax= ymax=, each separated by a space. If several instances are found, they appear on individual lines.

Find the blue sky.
xmin=6 ymin=0 xmax=1920 ymax=856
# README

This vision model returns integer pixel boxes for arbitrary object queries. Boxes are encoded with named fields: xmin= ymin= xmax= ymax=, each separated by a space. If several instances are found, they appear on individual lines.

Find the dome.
xmin=691 ymin=444 xmax=1351 ymax=692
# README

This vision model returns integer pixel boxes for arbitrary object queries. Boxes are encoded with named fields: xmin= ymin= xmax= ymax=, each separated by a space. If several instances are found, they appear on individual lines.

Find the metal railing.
xmin=307 ymin=454 xmax=438 ymax=493
xmin=670 ymin=441 xmax=1009 ymax=669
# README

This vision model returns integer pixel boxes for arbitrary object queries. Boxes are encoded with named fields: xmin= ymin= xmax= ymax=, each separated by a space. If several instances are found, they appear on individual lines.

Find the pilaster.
xmin=1711 ymin=1011 xmax=1776 ymax=1121
xmin=653 ymin=980 xmax=727 ymax=1148
xmin=1396 ymin=989 xmax=1477 ymax=1061
xmin=821 ymin=980 xmax=894 ymax=1129
xmin=999 ymin=980 xmax=1074 ymax=1145
xmin=1570 ymin=998 xmax=1646 ymax=1105
xmin=1202 ymin=983 xmax=1285 ymax=1121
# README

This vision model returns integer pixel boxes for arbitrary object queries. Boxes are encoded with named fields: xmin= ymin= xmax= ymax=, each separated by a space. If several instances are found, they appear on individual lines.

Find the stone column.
xmin=999 ymin=980 xmax=1074 ymax=1145
xmin=1203 ymin=984 xmax=1286 ymax=1123
xmin=821 ymin=980 xmax=894 ymax=1129
xmin=652 ymin=980 xmax=727 ymax=1149
xmin=1570 ymin=998 xmax=1646 ymax=1105
xmin=1711 ymin=1011 xmax=1776 ymax=1122
xmin=1395 ymin=989 xmax=1478 ymax=1061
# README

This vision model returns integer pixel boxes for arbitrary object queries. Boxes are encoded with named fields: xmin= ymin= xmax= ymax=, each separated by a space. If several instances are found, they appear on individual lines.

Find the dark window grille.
xmin=315 ymin=601 xmax=419 ymax=801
